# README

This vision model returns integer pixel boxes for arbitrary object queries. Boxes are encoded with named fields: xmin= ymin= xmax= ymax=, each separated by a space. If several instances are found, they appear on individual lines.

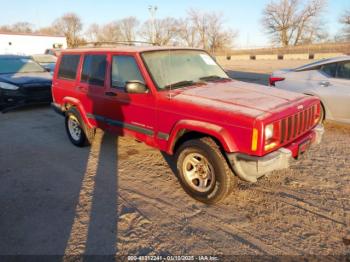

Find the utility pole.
xmin=148 ymin=5 xmax=158 ymax=44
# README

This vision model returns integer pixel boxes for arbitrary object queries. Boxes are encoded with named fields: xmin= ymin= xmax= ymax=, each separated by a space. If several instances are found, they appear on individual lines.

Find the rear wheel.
xmin=175 ymin=137 xmax=236 ymax=204
xmin=65 ymin=108 xmax=95 ymax=147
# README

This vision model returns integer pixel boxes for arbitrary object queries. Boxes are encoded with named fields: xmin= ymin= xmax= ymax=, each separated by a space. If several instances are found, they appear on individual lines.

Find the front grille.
xmin=279 ymin=104 xmax=317 ymax=145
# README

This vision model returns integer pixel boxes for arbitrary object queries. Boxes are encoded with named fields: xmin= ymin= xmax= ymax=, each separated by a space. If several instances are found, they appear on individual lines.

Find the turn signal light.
xmin=251 ymin=128 xmax=258 ymax=151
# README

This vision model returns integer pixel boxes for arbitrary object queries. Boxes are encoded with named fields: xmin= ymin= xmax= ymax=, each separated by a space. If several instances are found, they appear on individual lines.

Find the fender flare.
xmin=166 ymin=119 xmax=238 ymax=154
xmin=62 ymin=97 xmax=94 ymax=129
xmin=303 ymin=92 xmax=329 ymax=120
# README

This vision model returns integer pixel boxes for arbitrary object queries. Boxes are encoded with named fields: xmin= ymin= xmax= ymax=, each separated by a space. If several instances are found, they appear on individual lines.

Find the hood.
xmin=0 ymin=72 xmax=52 ymax=87
xmin=173 ymin=80 xmax=306 ymax=117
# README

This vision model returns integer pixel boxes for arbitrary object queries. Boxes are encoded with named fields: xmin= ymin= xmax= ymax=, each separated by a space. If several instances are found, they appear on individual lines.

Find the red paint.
xmin=269 ymin=76 xmax=285 ymax=86
xmin=52 ymin=47 xmax=321 ymax=157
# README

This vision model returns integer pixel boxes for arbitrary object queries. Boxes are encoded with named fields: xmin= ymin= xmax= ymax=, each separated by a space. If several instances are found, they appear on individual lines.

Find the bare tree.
xmin=177 ymin=18 xmax=199 ymax=47
xmin=118 ymin=17 xmax=139 ymax=42
xmin=85 ymin=23 xmax=100 ymax=42
xmin=186 ymin=9 xmax=236 ymax=51
xmin=139 ymin=17 xmax=179 ymax=45
xmin=187 ymin=9 xmax=210 ymax=49
xmin=262 ymin=0 xmax=326 ymax=47
xmin=52 ymin=13 xmax=83 ymax=47
xmin=36 ymin=26 xmax=60 ymax=36
xmin=339 ymin=9 xmax=350 ymax=41
xmin=0 ymin=22 xmax=33 ymax=33
xmin=99 ymin=22 xmax=122 ymax=42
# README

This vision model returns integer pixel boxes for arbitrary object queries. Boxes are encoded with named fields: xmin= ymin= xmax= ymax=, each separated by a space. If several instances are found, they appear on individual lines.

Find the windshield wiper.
xmin=164 ymin=80 xmax=195 ymax=89
xmin=199 ymin=75 xmax=231 ymax=82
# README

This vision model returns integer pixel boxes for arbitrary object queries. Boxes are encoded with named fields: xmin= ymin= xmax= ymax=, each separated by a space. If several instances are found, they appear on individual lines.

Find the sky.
xmin=0 ymin=0 xmax=348 ymax=48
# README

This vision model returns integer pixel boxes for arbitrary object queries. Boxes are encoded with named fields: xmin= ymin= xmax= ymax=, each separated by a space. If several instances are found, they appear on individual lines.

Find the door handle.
xmin=319 ymin=81 xmax=331 ymax=87
xmin=105 ymin=91 xmax=117 ymax=97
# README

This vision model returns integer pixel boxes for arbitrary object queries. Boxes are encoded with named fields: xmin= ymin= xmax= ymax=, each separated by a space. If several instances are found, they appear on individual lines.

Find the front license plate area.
xmin=297 ymin=139 xmax=311 ymax=159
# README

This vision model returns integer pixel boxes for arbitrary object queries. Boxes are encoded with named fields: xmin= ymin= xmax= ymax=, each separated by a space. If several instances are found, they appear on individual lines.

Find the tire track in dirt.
xmin=119 ymin=187 xmax=294 ymax=255
xmin=256 ymin=186 xmax=347 ymax=226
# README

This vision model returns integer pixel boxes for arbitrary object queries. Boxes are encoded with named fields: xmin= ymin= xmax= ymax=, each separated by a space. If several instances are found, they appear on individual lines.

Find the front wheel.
xmin=175 ymin=137 xmax=236 ymax=204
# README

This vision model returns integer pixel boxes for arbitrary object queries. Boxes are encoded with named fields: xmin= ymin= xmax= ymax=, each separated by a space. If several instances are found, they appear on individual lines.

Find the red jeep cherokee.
xmin=52 ymin=46 xmax=324 ymax=203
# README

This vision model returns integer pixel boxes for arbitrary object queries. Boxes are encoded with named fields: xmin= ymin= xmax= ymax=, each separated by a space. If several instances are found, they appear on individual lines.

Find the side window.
xmin=111 ymin=56 xmax=144 ymax=89
xmin=336 ymin=62 xmax=350 ymax=80
xmin=81 ymin=55 xmax=107 ymax=86
xmin=320 ymin=63 xmax=337 ymax=78
xmin=58 ymin=54 xmax=80 ymax=80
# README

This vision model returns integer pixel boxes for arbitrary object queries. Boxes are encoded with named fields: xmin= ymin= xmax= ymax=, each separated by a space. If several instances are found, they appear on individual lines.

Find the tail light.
xmin=269 ymin=76 xmax=285 ymax=86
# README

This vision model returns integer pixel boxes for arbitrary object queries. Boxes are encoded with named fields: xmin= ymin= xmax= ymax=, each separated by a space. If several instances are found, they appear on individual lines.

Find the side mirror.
xmin=125 ymin=80 xmax=148 ymax=94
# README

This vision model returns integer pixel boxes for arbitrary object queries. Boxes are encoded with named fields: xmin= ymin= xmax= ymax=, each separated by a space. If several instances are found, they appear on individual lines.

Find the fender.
xmin=62 ymin=97 xmax=95 ymax=129
xmin=166 ymin=119 xmax=238 ymax=154
xmin=303 ymin=92 xmax=331 ymax=120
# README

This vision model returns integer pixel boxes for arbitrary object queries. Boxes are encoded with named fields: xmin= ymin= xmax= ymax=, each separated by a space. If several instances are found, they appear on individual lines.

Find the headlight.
xmin=265 ymin=124 xmax=274 ymax=141
xmin=0 ymin=82 xmax=19 ymax=90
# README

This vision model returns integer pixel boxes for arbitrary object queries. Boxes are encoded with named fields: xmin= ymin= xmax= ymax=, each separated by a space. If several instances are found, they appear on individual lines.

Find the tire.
xmin=175 ymin=137 xmax=236 ymax=204
xmin=65 ymin=107 xmax=95 ymax=147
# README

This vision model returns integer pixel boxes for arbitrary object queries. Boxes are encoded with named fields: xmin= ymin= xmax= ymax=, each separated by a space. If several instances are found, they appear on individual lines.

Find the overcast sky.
xmin=0 ymin=0 xmax=348 ymax=48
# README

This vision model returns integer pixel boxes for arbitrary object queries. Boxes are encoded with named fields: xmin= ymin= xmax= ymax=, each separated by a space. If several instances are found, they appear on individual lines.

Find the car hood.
xmin=172 ymin=80 xmax=306 ymax=117
xmin=0 ymin=72 xmax=52 ymax=86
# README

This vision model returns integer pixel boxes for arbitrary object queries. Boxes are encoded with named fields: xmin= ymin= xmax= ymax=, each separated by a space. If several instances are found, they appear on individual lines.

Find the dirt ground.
xmin=0 ymin=60 xmax=349 ymax=259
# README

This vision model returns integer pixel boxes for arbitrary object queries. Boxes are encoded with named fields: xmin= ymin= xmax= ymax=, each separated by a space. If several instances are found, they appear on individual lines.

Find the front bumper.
xmin=226 ymin=124 xmax=324 ymax=183
xmin=0 ymin=88 xmax=52 ymax=108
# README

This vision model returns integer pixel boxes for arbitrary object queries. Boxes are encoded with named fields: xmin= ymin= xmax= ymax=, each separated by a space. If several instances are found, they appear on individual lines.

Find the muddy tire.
xmin=65 ymin=107 xmax=95 ymax=147
xmin=175 ymin=137 xmax=236 ymax=204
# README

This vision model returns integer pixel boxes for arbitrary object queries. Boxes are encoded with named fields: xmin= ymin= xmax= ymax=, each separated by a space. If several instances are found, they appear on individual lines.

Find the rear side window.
xmin=81 ymin=55 xmax=107 ymax=86
xmin=111 ymin=56 xmax=144 ymax=89
xmin=58 ymin=54 xmax=80 ymax=80
xmin=320 ymin=63 xmax=337 ymax=78
xmin=337 ymin=62 xmax=350 ymax=80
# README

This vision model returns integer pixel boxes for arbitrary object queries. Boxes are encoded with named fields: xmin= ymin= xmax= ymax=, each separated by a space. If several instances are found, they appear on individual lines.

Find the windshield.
xmin=142 ymin=50 xmax=229 ymax=90
xmin=0 ymin=58 xmax=46 ymax=74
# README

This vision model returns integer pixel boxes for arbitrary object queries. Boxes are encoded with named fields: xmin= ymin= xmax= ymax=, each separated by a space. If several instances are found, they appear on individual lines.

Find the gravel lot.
xmin=0 ymin=60 xmax=349 ymax=259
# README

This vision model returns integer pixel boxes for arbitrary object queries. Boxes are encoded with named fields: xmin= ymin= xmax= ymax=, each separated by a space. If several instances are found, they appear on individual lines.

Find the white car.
xmin=270 ymin=56 xmax=350 ymax=124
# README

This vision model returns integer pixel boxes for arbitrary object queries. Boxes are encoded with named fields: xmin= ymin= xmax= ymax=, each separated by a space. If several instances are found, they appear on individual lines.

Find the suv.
xmin=52 ymin=46 xmax=324 ymax=204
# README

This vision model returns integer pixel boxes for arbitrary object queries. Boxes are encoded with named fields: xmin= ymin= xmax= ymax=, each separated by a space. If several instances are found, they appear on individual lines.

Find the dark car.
xmin=0 ymin=55 xmax=52 ymax=112
xmin=31 ymin=54 xmax=57 ymax=73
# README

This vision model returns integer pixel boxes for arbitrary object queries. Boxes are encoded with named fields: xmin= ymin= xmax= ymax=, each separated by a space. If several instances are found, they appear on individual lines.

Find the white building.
xmin=0 ymin=32 xmax=67 ymax=55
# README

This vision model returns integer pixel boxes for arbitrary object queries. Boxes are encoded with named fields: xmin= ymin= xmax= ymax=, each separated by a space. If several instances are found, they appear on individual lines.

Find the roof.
xmin=295 ymin=56 xmax=350 ymax=71
xmin=62 ymin=46 xmax=204 ymax=53
xmin=0 ymin=31 xmax=65 ymax=38
xmin=0 ymin=54 xmax=30 ymax=59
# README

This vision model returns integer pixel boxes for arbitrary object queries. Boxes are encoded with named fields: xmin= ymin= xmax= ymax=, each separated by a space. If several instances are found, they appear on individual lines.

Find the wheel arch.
xmin=62 ymin=97 xmax=95 ymax=129
xmin=166 ymin=120 xmax=238 ymax=155
xmin=303 ymin=92 xmax=327 ymax=120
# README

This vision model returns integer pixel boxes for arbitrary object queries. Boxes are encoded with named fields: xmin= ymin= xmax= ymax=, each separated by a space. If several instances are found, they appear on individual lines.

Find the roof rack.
xmin=76 ymin=41 xmax=159 ymax=48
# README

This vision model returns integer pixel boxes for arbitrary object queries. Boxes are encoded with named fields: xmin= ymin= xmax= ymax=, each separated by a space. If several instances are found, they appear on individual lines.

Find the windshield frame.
xmin=140 ymin=49 xmax=229 ymax=91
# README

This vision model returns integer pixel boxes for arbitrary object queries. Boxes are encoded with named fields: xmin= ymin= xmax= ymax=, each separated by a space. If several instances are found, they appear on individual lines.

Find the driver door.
xmin=103 ymin=54 xmax=157 ymax=146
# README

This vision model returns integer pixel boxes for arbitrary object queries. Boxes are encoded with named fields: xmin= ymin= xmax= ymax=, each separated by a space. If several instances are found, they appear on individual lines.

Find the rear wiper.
xmin=164 ymin=80 xmax=195 ymax=89
xmin=199 ymin=75 xmax=231 ymax=82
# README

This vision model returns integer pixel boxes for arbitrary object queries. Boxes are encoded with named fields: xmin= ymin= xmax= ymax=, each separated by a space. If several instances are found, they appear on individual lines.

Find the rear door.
xmin=327 ymin=61 xmax=350 ymax=123
xmin=103 ymin=53 xmax=157 ymax=146
xmin=53 ymin=53 xmax=81 ymax=103
xmin=78 ymin=53 xmax=108 ymax=129
xmin=311 ymin=62 xmax=350 ymax=122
